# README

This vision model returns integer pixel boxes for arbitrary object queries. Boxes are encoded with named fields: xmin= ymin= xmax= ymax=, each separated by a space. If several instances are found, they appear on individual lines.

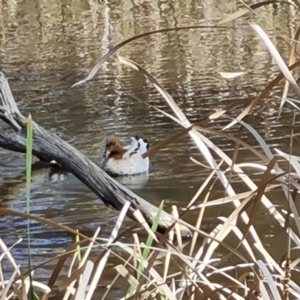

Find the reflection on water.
xmin=1 ymin=0 xmax=300 ymax=297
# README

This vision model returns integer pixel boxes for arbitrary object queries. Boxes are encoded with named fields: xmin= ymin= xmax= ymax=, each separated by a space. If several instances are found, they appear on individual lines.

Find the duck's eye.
xmin=106 ymin=140 xmax=115 ymax=148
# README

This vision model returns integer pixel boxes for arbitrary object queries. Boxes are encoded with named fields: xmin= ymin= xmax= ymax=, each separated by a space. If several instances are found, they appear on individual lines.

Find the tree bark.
xmin=0 ymin=72 xmax=191 ymax=237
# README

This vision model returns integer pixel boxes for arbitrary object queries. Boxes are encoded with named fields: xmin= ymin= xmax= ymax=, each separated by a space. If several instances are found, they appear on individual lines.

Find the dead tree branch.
xmin=0 ymin=72 xmax=191 ymax=237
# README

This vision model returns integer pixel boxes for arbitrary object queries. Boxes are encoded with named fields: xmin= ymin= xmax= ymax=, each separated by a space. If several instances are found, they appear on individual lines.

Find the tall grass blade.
xmin=194 ymin=125 xmax=269 ymax=162
xmin=72 ymin=26 xmax=225 ymax=87
xmin=251 ymin=23 xmax=300 ymax=98
xmin=224 ymin=23 xmax=300 ymax=130
xmin=256 ymin=260 xmax=281 ymax=300
xmin=118 ymin=56 xmax=188 ymax=122
xmin=1 ymin=269 xmax=19 ymax=300
xmin=85 ymin=202 xmax=130 ymax=300
xmin=142 ymin=125 xmax=193 ymax=159
xmin=116 ymin=265 xmax=139 ymax=289
xmin=188 ymin=161 xmax=223 ymax=258
xmin=236 ymin=120 xmax=300 ymax=238
xmin=133 ymin=210 xmax=158 ymax=242
xmin=73 ymin=261 xmax=94 ymax=300
xmin=172 ymin=206 xmax=182 ymax=251
xmin=279 ymin=26 xmax=300 ymax=116
xmin=0 ymin=239 xmax=21 ymax=275
xmin=76 ymin=230 xmax=82 ymax=262
xmin=141 ymin=201 xmax=163 ymax=274
xmin=211 ymin=60 xmax=300 ymax=122
xmin=0 ymin=208 xmax=96 ymax=242
xmin=238 ymin=120 xmax=273 ymax=159
xmin=60 ymin=227 xmax=100 ymax=298
xmin=26 ymin=114 xmax=35 ymax=300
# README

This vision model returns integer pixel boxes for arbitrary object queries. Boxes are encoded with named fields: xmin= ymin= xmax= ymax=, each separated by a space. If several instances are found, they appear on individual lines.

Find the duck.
xmin=100 ymin=135 xmax=150 ymax=176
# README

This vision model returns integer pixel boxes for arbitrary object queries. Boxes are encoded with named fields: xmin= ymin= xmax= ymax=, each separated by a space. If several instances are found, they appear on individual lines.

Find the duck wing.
xmin=122 ymin=137 xmax=139 ymax=158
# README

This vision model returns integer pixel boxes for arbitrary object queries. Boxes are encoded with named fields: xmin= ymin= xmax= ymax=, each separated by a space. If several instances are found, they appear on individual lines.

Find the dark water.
xmin=1 ymin=0 xmax=300 ymax=298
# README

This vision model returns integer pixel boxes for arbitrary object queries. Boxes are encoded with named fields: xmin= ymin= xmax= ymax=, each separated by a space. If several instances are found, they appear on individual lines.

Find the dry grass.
xmin=2 ymin=1 xmax=300 ymax=299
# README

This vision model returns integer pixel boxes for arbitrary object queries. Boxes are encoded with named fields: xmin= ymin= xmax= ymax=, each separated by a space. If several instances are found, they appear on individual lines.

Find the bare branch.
xmin=0 ymin=72 xmax=191 ymax=237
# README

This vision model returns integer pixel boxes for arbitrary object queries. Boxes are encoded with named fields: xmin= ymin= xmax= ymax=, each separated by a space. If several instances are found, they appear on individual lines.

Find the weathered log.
xmin=0 ymin=72 xmax=191 ymax=237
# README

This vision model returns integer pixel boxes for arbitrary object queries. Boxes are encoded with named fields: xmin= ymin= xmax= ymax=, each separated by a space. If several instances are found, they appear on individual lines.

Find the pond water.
xmin=1 ymin=0 xmax=300 ymax=298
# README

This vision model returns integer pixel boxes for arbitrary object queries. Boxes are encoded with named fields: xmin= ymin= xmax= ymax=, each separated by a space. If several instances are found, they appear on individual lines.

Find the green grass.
xmin=25 ymin=114 xmax=38 ymax=300
xmin=126 ymin=201 xmax=164 ymax=299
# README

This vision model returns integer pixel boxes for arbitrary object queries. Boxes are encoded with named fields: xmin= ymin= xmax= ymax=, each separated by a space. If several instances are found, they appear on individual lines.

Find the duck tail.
xmin=143 ymin=139 xmax=150 ymax=150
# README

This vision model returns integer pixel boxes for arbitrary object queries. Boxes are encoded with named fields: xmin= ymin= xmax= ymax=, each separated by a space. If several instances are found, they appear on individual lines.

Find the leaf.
xmin=209 ymin=109 xmax=227 ymax=120
xmin=219 ymin=71 xmax=244 ymax=79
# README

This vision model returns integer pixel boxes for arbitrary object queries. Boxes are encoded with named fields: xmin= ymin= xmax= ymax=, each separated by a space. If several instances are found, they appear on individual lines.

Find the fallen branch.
xmin=0 ymin=72 xmax=191 ymax=237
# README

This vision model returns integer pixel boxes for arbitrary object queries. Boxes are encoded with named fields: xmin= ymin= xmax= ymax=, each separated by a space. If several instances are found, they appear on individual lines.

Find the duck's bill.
xmin=99 ymin=150 xmax=110 ymax=167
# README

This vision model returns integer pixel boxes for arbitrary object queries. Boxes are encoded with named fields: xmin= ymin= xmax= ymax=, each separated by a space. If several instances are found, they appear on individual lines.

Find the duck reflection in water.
xmin=0 ymin=161 xmax=67 ymax=203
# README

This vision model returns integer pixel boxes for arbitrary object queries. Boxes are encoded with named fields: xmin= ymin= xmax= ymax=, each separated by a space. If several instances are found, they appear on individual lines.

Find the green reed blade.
xmin=26 ymin=115 xmax=37 ymax=300
xmin=126 ymin=201 xmax=164 ymax=299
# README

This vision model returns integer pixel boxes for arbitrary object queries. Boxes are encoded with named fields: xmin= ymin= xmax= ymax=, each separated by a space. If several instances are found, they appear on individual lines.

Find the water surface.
xmin=0 ymin=0 xmax=300 ymax=298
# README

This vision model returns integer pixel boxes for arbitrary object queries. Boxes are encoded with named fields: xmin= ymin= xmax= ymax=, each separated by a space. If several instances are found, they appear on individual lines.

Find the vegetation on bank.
xmin=2 ymin=1 xmax=300 ymax=299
